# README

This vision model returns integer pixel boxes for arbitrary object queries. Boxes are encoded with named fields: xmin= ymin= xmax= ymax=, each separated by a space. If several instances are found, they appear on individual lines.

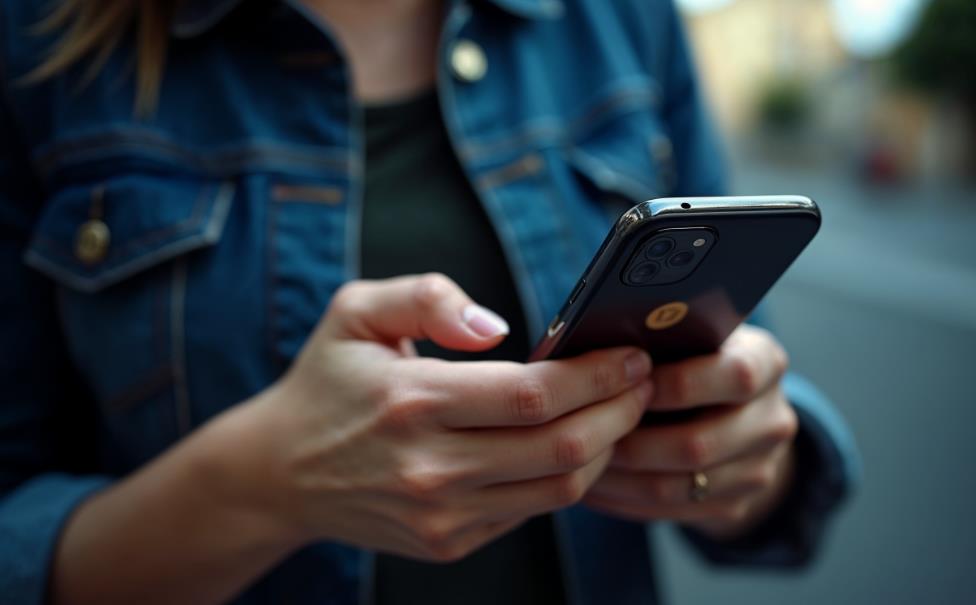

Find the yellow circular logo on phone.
xmin=645 ymin=302 xmax=689 ymax=330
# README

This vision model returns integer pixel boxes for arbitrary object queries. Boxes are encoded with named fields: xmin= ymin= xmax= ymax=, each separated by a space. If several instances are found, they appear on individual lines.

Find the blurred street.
xmin=657 ymin=160 xmax=976 ymax=604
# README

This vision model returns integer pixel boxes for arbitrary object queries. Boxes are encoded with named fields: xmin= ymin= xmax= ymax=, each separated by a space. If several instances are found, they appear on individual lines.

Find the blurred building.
xmin=684 ymin=0 xmax=843 ymax=132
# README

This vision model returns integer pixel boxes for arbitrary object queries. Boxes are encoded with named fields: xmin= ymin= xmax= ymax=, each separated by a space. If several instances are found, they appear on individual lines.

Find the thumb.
xmin=321 ymin=273 xmax=510 ymax=352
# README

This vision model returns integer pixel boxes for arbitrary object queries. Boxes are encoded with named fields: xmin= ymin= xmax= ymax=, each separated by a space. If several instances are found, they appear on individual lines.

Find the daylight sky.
xmin=676 ymin=0 xmax=931 ymax=58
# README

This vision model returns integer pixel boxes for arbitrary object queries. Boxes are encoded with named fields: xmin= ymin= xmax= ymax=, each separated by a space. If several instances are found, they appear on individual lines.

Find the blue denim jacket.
xmin=0 ymin=0 xmax=859 ymax=603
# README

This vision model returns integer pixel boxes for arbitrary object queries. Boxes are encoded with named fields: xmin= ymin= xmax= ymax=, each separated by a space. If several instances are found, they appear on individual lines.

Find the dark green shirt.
xmin=360 ymin=90 xmax=566 ymax=605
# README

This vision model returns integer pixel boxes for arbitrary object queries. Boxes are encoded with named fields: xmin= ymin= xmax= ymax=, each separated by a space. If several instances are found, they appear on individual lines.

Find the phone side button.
xmin=547 ymin=317 xmax=566 ymax=338
xmin=569 ymin=279 xmax=586 ymax=306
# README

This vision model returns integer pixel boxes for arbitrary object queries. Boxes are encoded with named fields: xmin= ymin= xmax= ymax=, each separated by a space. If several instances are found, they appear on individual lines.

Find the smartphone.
xmin=528 ymin=195 xmax=820 ymax=364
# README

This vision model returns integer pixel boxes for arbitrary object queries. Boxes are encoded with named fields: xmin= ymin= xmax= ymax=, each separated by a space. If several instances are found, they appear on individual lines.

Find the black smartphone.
xmin=528 ymin=195 xmax=820 ymax=365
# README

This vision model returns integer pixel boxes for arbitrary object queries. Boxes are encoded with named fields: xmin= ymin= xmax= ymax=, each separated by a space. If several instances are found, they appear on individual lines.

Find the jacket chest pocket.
xmin=529 ymin=106 xmax=679 ymax=275
xmin=24 ymin=175 xmax=234 ymax=468
xmin=563 ymin=110 xmax=677 ymax=225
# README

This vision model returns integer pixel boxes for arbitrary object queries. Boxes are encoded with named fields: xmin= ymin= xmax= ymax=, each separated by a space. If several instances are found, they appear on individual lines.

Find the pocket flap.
xmin=24 ymin=176 xmax=234 ymax=293
xmin=564 ymin=121 xmax=675 ymax=204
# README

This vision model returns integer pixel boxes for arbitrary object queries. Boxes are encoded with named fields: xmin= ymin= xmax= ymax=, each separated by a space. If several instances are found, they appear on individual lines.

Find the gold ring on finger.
xmin=690 ymin=471 xmax=709 ymax=502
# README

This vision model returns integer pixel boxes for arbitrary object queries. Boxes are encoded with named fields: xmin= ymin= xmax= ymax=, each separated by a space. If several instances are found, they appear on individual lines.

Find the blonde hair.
xmin=25 ymin=0 xmax=178 ymax=116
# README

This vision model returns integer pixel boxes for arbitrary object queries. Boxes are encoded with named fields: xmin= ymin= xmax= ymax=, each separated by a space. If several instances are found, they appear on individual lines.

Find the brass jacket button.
xmin=75 ymin=219 xmax=111 ymax=265
xmin=450 ymin=40 xmax=487 ymax=82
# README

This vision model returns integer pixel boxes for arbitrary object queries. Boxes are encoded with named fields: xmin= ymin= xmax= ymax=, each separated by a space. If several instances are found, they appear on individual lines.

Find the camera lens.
xmin=644 ymin=238 xmax=674 ymax=259
xmin=668 ymin=251 xmax=695 ymax=267
xmin=628 ymin=261 xmax=660 ymax=284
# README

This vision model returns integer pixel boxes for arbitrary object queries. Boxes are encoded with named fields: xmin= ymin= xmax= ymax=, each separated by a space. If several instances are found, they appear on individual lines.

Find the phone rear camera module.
xmin=627 ymin=261 xmax=660 ymax=284
xmin=668 ymin=251 xmax=695 ymax=267
xmin=622 ymin=227 xmax=715 ymax=287
xmin=644 ymin=238 xmax=674 ymax=259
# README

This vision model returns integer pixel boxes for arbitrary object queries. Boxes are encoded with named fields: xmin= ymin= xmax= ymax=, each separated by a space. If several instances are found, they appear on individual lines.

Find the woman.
xmin=0 ymin=0 xmax=858 ymax=603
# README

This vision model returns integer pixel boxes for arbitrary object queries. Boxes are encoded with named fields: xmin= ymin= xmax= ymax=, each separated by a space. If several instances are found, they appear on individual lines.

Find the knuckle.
xmin=770 ymin=404 xmax=799 ymax=444
xmin=729 ymin=351 xmax=760 ymax=399
xmin=427 ymin=540 xmax=469 ymax=563
xmin=755 ymin=326 xmax=790 ymax=378
xmin=415 ymin=514 xmax=460 ymax=558
xmin=377 ymin=387 xmax=432 ymax=430
xmin=749 ymin=325 xmax=776 ymax=346
xmin=552 ymin=472 xmax=588 ymax=507
xmin=329 ymin=281 xmax=367 ymax=316
xmin=367 ymin=375 xmax=399 ymax=410
xmin=396 ymin=465 xmax=454 ymax=502
xmin=772 ymin=342 xmax=790 ymax=377
xmin=512 ymin=378 xmax=554 ymax=424
xmin=553 ymin=430 xmax=592 ymax=469
xmin=681 ymin=433 xmax=713 ymax=468
xmin=412 ymin=273 xmax=455 ymax=310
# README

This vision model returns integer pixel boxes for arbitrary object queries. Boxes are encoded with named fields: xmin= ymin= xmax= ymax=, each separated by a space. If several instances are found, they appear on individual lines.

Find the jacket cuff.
xmin=0 ymin=474 xmax=111 ymax=605
xmin=679 ymin=371 xmax=860 ymax=567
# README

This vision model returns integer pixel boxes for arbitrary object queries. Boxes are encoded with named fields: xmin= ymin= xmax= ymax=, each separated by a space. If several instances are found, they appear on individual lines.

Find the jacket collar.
xmin=172 ymin=0 xmax=564 ymax=38
xmin=172 ymin=0 xmax=242 ymax=38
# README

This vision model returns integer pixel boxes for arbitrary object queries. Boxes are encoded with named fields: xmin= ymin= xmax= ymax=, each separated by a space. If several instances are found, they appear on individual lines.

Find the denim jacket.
xmin=0 ymin=0 xmax=859 ymax=603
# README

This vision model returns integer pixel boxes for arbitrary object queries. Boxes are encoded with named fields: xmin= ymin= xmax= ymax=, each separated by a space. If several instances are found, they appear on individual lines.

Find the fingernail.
xmin=462 ymin=304 xmax=510 ymax=338
xmin=624 ymin=351 xmax=651 ymax=382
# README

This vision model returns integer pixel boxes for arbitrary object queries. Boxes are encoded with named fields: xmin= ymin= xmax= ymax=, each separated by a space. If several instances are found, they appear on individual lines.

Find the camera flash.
xmin=693 ymin=238 xmax=706 ymax=247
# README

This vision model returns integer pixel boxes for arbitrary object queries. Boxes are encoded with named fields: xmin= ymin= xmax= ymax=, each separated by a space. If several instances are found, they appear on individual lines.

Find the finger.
xmin=648 ymin=325 xmax=789 ymax=411
xmin=322 ymin=274 xmax=510 ymax=351
xmin=588 ymin=445 xmax=790 ymax=509
xmin=464 ymin=447 xmax=614 ymax=524
xmin=394 ymin=347 xmax=651 ymax=428
xmin=461 ymin=382 xmax=649 ymax=484
xmin=612 ymin=388 xmax=797 ymax=472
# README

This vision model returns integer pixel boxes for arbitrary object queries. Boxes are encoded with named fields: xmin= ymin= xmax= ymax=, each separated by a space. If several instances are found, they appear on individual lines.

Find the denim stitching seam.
xmin=460 ymin=85 xmax=657 ymax=161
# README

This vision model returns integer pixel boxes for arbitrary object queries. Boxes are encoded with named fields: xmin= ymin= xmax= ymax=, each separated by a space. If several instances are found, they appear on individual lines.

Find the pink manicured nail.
xmin=462 ymin=304 xmax=510 ymax=338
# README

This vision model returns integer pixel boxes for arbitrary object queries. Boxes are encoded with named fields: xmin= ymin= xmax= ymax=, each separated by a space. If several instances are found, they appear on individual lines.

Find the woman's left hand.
xmin=583 ymin=325 xmax=798 ymax=539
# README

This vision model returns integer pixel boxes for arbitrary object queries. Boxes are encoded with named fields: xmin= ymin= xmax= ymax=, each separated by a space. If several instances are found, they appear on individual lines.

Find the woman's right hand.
xmin=220 ymin=273 xmax=653 ymax=562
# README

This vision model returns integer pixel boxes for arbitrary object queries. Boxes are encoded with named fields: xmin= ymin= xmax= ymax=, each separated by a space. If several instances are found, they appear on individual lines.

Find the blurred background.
xmin=656 ymin=0 xmax=976 ymax=603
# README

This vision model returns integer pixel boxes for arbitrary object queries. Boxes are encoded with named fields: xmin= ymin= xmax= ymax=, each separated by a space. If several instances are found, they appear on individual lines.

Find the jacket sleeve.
xmin=0 ymin=31 xmax=113 ymax=605
xmin=656 ymin=2 xmax=860 ymax=566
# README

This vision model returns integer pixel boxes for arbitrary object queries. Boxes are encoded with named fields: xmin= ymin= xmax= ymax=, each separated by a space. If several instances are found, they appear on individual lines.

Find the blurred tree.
xmin=892 ymin=0 xmax=976 ymax=178
xmin=756 ymin=77 xmax=812 ymax=132
xmin=892 ymin=0 xmax=976 ymax=103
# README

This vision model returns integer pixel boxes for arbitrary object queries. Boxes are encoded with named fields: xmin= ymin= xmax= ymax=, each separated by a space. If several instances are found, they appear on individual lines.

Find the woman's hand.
xmin=49 ymin=273 xmax=651 ymax=605
xmin=583 ymin=325 xmax=798 ymax=540
xmin=223 ymin=273 xmax=653 ymax=562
